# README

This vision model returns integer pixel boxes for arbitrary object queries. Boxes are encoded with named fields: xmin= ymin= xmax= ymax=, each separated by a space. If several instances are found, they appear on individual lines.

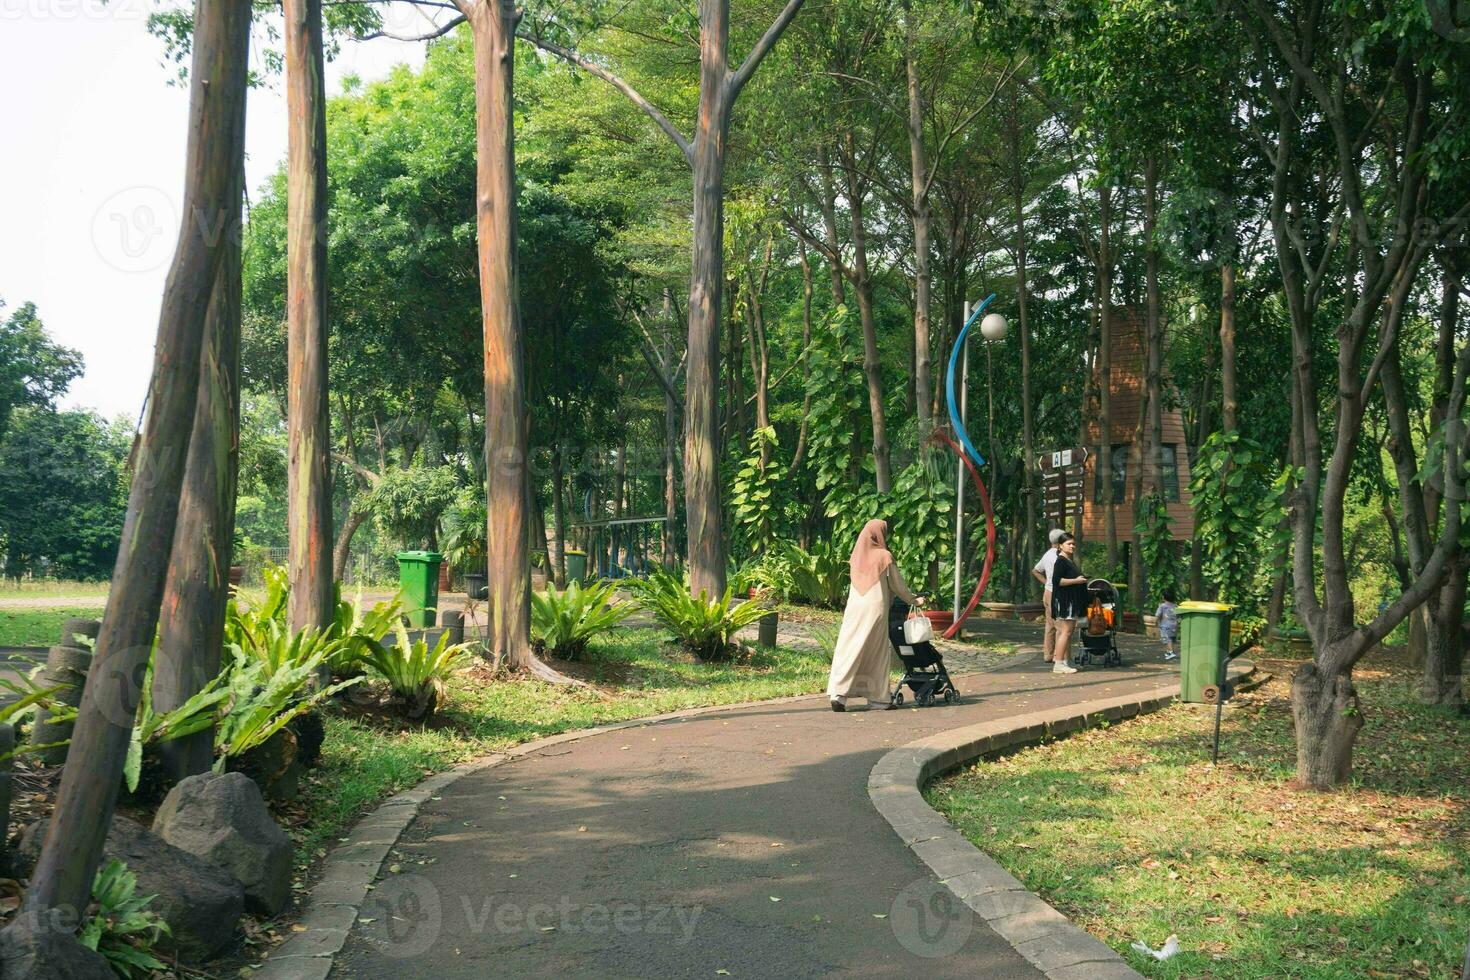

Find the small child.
xmin=1156 ymin=588 xmax=1180 ymax=661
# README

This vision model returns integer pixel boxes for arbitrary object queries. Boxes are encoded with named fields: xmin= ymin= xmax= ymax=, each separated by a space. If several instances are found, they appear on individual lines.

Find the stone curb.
xmin=251 ymin=685 xmax=852 ymax=979
xmin=868 ymin=660 xmax=1256 ymax=980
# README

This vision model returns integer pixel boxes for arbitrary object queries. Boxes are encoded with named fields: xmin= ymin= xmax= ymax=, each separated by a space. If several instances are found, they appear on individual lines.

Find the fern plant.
xmin=331 ymin=585 xmax=405 ymax=677
xmin=786 ymin=541 xmax=849 ymax=609
xmin=213 ymin=648 xmax=359 ymax=766
xmin=80 ymin=860 xmax=170 ymax=979
xmin=530 ymin=579 xmax=632 ymax=660
xmin=630 ymin=567 xmax=770 ymax=662
xmin=358 ymin=623 xmax=469 ymax=720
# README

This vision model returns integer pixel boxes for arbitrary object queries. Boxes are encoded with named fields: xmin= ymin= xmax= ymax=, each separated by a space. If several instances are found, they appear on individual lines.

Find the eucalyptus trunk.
xmin=21 ymin=0 xmax=248 ymax=919
xmin=843 ymin=137 xmax=891 ymax=493
xmin=1096 ymin=184 xmax=1117 ymax=568
xmin=904 ymin=11 xmax=933 ymax=429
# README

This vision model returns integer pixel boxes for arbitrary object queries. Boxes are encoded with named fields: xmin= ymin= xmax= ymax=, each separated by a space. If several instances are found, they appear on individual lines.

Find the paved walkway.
xmin=331 ymin=624 xmax=1179 ymax=979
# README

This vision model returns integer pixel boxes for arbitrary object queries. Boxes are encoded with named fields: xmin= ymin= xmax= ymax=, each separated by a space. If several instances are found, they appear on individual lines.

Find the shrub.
xmin=530 ymin=579 xmax=632 ymax=660
xmin=359 ymin=623 xmax=469 ymax=720
xmin=331 ymin=585 xmax=405 ymax=677
xmin=786 ymin=541 xmax=848 ymax=608
xmin=631 ymin=567 xmax=770 ymax=662
xmin=80 ymin=860 xmax=170 ymax=979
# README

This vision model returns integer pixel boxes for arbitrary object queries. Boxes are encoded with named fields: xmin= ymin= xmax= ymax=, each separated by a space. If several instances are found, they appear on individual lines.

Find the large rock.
xmin=152 ymin=772 xmax=293 ymax=915
xmin=18 ymin=815 xmax=243 ymax=963
xmin=0 ymin=916 xmax=114 ymax=980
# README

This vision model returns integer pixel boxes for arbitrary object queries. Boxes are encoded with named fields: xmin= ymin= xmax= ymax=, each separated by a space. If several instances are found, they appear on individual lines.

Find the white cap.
xmin=1048 ymin=528 xmax=1066 ymax=545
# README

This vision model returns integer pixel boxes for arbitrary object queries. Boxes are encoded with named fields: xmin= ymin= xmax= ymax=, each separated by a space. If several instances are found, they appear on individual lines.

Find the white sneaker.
xmin=1052 ymin=662 xmax=1078 ymax=674
xmin=1163 ymin=652 xmax=1178 ymax=661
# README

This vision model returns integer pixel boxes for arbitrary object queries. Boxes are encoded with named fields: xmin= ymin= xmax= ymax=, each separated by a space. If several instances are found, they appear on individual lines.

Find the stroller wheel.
xmin=918 ymin=690 xmax=936 ymax=707
xmin=892 ymin=691 xmax=904 ymax=706
xmin=943 ymin=687 xmax=958 ymax=705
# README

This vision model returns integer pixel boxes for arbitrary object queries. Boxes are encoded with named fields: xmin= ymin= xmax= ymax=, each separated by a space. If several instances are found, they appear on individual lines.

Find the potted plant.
xmin=442 ymin=495 xmax=487 ymax=599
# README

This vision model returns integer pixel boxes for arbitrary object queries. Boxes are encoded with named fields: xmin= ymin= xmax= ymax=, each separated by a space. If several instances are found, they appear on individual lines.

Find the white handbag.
xmin=903 ymin=612 xmax=933 ymax=644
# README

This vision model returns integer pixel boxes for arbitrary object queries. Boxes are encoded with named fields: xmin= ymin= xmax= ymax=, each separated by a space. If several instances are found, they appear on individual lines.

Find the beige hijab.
xmin=850 ymin=519 xmax=894 ymax=595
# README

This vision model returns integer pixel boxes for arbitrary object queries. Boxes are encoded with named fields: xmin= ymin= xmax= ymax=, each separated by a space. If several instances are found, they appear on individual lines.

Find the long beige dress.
xmin=827 ymin=562 xmax=919 ymax=704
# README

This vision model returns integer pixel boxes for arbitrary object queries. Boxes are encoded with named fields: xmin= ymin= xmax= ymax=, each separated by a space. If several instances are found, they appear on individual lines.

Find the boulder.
xmin=152 ymin=772 xmax=293 ymax=915
xmin=0 ymin=916 xmax=114 ymax=980
xmin=18 ymin=815 xmax=243 ymax=963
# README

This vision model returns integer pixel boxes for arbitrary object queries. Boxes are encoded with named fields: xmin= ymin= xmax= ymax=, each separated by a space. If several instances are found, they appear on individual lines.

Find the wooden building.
xmin=1080 ymin=307 xmax=1195 ymax=540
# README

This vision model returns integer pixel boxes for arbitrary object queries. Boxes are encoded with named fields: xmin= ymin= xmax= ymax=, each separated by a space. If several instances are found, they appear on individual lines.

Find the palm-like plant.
xmin=530 ymin=579 xmax=632 ymax=660
xmin=631 ymin=567 xmax=770 ymax=662
xmin=358 ymin=623 xmax=469 ymax=720
xmin=786 ymin=541 xmax=849 ymax=608
xmin=81 ymin=860 xmax=170 ymax=979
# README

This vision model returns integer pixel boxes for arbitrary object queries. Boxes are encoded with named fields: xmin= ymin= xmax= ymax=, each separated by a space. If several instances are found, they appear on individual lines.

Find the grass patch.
xmin=288 ymin=630 xmax=830 ymax=869
xmin=0 ymin=579 xmax=109 ymax=598
xmin=928 ymin=654 xmax=1470 ymax=978
xmin=0 ymin=608 xmax=101 ymax=647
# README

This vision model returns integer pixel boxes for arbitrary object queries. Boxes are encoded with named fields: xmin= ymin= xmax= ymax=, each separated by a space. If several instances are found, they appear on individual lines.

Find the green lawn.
xmin=0 ymin=608 xmax=102 ymax=647
xmin=290 ymin=630 xmax=832 ymax=871
xmin=928 ymin=658 xmax=1470 ymax=979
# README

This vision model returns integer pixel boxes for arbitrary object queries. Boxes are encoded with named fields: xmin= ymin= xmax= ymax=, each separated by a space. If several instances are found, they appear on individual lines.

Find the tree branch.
xmin=727 ymin=0 xmax=807 ymax=99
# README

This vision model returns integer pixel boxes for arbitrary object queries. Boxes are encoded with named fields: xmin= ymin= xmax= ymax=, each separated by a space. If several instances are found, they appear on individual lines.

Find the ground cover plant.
xmin=929 ymin=653 xmax=1470 ymax=978
xmin=0 ymin=607 xmax=105 ymax=648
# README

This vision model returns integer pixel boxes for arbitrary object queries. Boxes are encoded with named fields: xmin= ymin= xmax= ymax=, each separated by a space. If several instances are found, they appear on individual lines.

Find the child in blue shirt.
xmin=1156 ymin=588 xmax=1180 ymax=661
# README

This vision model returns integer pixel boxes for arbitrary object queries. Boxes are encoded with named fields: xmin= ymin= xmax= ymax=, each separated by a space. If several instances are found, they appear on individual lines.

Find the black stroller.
xmin=887 ymin=599 xmax=960 ymax=707
xmin=1072 ymin=578 xmax=1123 ymax=668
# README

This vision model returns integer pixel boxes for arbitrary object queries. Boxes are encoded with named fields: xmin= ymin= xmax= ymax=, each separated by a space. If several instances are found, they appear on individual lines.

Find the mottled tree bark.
xmin=1096 ymin=184 xmax=1117 ymax=568
xmin=21 ymin=0 xmax=248 ymax=919
xmin=285 ymin=0 xmax=334 ymax=634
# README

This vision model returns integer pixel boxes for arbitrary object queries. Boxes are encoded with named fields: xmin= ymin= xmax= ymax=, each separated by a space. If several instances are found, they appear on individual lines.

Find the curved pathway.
xmin=318 ymin=633 xmax=1183 ymax=980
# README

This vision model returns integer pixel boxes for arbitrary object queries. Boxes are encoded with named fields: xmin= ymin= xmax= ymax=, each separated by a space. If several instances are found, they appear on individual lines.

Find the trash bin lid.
xmin=1178 ymin=600 xmax=1232 ymax=613
xmin=395 ymin=550 xmax=444 ymax=562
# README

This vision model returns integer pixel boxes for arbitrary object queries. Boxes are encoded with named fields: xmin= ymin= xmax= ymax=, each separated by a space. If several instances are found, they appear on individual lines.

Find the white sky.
xmin=0 ymin=1 xmax=429 ymax=420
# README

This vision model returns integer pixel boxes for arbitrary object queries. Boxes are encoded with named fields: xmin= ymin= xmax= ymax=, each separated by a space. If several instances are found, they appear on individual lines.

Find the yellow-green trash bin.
xmin=1178 ymin=600 xmax=1233 ymax=703
xmin=564 ymin=549 xmax=588 ymax=584
xmin=395 ymin=550 xmax=443 ymax=628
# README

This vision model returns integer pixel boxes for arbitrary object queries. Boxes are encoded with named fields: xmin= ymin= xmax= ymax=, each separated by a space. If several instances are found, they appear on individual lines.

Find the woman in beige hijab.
xmin=827 ymin=519 xmax=925 ymax=711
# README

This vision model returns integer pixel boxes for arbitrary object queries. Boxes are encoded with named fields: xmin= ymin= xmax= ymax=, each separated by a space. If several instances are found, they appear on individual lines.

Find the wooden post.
xmin=20 ymin=0 xmax=249 ymax=919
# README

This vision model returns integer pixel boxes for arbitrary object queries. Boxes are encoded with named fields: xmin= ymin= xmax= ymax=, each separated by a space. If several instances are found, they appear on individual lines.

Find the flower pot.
xmin=228 ymin=565 xmax=244 ymax=587
xmin=438 ymin=562 xmax=453 ymax=594
xmin=980 ymin=602 xmax=1017 ymax=620
xmin=1121 ymin=611 xmax=1142 ymax=634
xmin=923 ymin=610 xmax=955 ymax=633
xmin=463 ymin=572 xmax=488 ymax=602
xmin=758 ymin=611 xmax=779 ymax=648
xmin=1143 ymin=614 xmax=1160 ymax=639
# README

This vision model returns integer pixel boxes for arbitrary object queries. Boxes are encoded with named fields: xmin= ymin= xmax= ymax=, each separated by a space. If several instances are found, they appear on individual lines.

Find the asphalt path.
xmin=332 ymin=646 xmax=1180 ymax=980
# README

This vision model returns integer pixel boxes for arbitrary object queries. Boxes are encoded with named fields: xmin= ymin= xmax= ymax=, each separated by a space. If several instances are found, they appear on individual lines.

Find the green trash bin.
xmin=1178 ymin=600 xmax=1233 ymax=703
xmin=564 ymin=549 xmax=588 ymax=585
xmin=395 ymin=550 xmax=444 ymax=628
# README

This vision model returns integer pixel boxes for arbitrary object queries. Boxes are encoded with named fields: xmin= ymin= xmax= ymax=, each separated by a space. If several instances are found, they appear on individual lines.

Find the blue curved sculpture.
xmin=945 ymin=292 xmax=995 ymax=470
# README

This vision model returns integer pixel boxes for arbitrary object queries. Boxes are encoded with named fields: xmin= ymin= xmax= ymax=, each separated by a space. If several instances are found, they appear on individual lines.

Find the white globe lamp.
xmin=979 ymin=311 xmax=1009 ymax=343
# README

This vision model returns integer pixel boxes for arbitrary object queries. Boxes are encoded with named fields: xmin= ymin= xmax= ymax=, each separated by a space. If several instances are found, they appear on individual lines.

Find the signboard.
xmin=1039 ymin=447 xmax=1088 ymax=525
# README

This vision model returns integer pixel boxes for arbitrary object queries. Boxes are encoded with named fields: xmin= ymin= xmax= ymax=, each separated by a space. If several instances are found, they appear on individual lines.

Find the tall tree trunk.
xmin=789 ymin=243 xmax=814 ymax=476
xmin=904 ymin=2 xmax=933 ymax=429
xmin=683 ymin=0 xmax=733 ymax=601
xmin=552 ymin=446 xmax=567 ymax=586
xmin=1143 ymin=157 xmax=1165 ymax=501
xmin=1096 ymin=184 xmax=1117 ymax=568
xmin=153 ymin=89 xmax=246 ymax=785
xmin=662 ymin=309 xmax=680 ymax=567
xmin=818 ymin=146 xmax=847 ymax=307
xmin=1219 ymin=263 xmax=1238 ymax=434
xmin=469 ymin=0 xmax=535 ymax=671
xmin=285 ymin=0 xmax=333 ymax=635
xmin=20 ymin=0 xmax=248 ymax=919
xmin=842 ymin=135 xmax=891 ymax=492
xmin=1009 ymin=94 xmax=1036 ymax=584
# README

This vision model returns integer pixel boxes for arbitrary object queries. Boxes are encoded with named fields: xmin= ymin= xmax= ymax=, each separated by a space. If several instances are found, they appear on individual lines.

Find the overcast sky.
xmin=0 ymin=2 xmax=429 ymax=421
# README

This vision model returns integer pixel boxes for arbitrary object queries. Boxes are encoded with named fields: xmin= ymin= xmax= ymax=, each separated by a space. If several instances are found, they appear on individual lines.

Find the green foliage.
xmin=358 ymin=624 xmax=470 ymax=720
xmin=441 ymin=490 xmax=488 ymax=571
xmin=213 ymin=648 xmax=359 ymax=766
xmin=631 ymin=567 xmax=770 ymax=662
xmin=332 ymin=584 xmax=406 ymax=677
xmin=804 ymin=307 xmax=878 ymax=544
xmin=1134 ymin=491 xmax=1177 ymax=605
xmin=530 ymin=579 xmax=633 ymax=659
xmin=0 ymin=299 xmax=83 ymax=440
xmin=0 ymin=407 xmax=131 ymax=579
xmin=362 ymin=461 xmax=462 ymax=550
xmin=1190 ymin=431 xmax=1290 ymax=612
xmin=80 ymin=860 xmax=169 ymax=979
xmin=785 ymin=541 xmax=849 ymax=609
xmin=729 ymin=426 xmax=788 ymax=554
xmin=886 ymin=450 xmax=954 ymax=587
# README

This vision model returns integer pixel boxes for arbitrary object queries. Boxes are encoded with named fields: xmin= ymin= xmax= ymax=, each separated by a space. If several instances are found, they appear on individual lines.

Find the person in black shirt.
xmin=1048 ymin=533 xmax=1087 ymax=674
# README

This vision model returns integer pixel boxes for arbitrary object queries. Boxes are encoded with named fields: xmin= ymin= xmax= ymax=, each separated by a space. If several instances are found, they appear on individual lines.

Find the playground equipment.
xmin=939 ymin=295 xmax=1006 ymax=640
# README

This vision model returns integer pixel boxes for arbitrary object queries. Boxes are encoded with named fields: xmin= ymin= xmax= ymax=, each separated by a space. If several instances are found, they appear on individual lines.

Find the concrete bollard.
xmin=29 ymin=618 xmax=100 ymax=765
xmin=440 ymin=609 xmax=465 ymax=646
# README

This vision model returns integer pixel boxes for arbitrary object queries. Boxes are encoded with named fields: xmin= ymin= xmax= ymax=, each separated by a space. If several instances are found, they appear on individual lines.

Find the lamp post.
xmin=951 ymin=303 xmax=1009 ymax=630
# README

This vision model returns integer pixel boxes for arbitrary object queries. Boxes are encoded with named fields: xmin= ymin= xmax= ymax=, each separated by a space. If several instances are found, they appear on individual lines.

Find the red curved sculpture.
xmin=932 ymin=429 xmax=996 ymax=640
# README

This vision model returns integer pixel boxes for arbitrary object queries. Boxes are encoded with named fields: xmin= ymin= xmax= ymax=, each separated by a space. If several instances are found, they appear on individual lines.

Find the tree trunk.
xmin=1096 ymin=184 xmax=1117 ymax=568
xmin=1220 ymin=262 xmax=1238 ymax=433
xmin=843 ymin=136 xmax=891 ymax=492
xmin=332 ymin=509 xmax=367 ymax=582
xmin=1143 ymin=156 xmax=1164 ymax=502
xmin=469 ymin=0 xmax=534 ymax=670
xmin=683 ymin=0 xmax=732 ymax=601
xmin=1423 ymin=565 xmax=1468 ymax=708
xmin=818 ymin=146 xmax=846 ymax=307
xmin=1290 ymin=660 xmax=1364 ymax=790
xmin=788 ymin=243 xmax=814 ymax=476
xmin=662 ymin=318 xmax=680 ymax=567
xmin=285 ymin=0 xmax=334 ymax=635
xmin=21 ymin=0 xmax=248 ymax=919
xmin=552 ymin=447 xmax=567 ymax=586
xmin=153 ymin=103 xmax=246 ymax=785
xmin=1010 ymin=95 xmax=1035 ymax=582
xmin=904 ymin=7 xmax=933 ymax=430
